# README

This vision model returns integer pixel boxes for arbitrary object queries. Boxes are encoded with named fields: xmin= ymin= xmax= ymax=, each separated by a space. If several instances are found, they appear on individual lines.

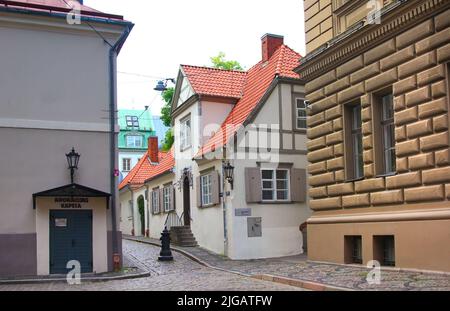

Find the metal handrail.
xmin=164 ymin=210 xmax=183 ymax=230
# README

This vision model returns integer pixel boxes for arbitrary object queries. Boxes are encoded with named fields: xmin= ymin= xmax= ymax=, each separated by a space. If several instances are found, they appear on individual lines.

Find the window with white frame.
xmin=261 ymin=169 xmax=290 ymax=201
xmin=296 ymin=98 xmax=307 ymax=130
xmin=126 ymin=135 xmax=143 ymax=148
xmin=180 ymin=116 xmax=191 ymax=150
xmin=122 ymin=158 xmax=131 ymax=172
xmin=200 ymin=174 xmax=212 ymax=206
xmin=126 ymin=116 xmax=139 ymax=129
xmin=163 ymin=186 xmax=171 ymax=212
xmin=152 ymin=189 xmax=160 ymax=214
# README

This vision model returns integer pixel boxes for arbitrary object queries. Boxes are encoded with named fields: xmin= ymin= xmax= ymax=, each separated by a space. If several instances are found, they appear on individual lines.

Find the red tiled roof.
xmin=0 ymin=0 xmax=125 ymax=21
xmin=118 ymin=149 xmax=175 ymax=191
xmin=181 ymin=65 xmax=247 ymax=99
xmin=196 ymin=44 xmax=301 ymax=158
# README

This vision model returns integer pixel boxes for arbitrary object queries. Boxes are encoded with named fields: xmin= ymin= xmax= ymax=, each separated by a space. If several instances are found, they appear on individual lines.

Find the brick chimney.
xmin=148 ymin=136 xmax=159 ymax=163
xmin=262 ymin=34 xmax=284 ymax=62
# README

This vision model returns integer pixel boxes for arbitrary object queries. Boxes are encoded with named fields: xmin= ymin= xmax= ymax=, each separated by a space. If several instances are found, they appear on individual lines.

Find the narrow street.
xmin=0 ymin=240 xmax=303 ymax=291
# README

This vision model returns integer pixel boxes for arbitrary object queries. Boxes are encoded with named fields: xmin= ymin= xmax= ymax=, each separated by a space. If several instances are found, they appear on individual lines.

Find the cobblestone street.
xmin=0 ymin=240 xmax=302 ymax=291
xmin=128 ymin=236 xmax=450 ymax=291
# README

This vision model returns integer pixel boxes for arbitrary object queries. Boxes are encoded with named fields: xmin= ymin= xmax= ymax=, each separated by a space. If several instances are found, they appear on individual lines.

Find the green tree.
xmin=161 ymin=128 xmax=174 ymax=152
xmin=210 ymin=52 xmax=243 ymax=71
xmin=160 ymin=87 xmax=175 ymax=151
xmin=160 ymin=87 xmax=174 ymax=127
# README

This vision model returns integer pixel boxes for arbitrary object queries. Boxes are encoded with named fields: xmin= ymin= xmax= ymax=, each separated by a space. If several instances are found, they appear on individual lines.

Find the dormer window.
xmin=126 ymin=135 xmax=143 ymax=148
xmin=126 ymin=116 xmax=139 ymax=129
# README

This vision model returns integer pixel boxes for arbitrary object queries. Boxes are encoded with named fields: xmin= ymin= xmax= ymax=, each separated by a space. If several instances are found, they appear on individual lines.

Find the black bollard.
xmin=158 ymin=227 xmax=174 ymax=261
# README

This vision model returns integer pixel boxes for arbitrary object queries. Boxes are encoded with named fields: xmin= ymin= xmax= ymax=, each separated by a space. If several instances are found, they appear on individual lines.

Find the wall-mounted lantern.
xmin=223 ymin=161 xmax=235 ymax=190
xmin=66 ymin=147 xmax=80 ymax=184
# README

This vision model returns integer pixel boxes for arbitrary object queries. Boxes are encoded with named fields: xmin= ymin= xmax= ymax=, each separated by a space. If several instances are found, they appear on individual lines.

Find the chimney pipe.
xmin=261 ymin=34 xmax=284 ymax=62
xmin=148 ymin=136 xmax=159 ymax=163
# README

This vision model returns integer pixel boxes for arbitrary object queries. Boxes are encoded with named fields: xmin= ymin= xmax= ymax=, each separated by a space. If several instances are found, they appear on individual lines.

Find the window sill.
xmin=180 ymin=146 xmax=192 ymax=152
xmin=200 ymin=203 xmax=219 ymax=208
xmin=345 ymin=177 xmax=364 ymax=183
xmin=259 ymin=201 xmax=294 ymax=205
xmin=375 ymin=172 xmax=397 ymax=178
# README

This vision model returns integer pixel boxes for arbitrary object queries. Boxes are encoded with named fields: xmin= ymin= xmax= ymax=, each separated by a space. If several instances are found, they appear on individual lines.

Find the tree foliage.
xmin=160 ymin=87 xmax=174 ymax=127
xmin=210 ymin=52 xmax=243 ymax=71
xmin=160 ymin=87 xmax=175 ymax=151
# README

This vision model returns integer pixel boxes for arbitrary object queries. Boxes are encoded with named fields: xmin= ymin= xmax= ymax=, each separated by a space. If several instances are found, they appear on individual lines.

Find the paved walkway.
xmin=127 ymin=236 xmax=450 ymax=291
xmin=0 ymin=240 xmax=302 ymax=291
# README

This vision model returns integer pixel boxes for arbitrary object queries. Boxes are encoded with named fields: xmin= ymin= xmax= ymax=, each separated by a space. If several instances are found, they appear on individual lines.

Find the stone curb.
xmin=0 ymin=270 xmax=151 ymax=286
xmin=251 ymin=274 xmax=352 ymax=291
xmin=0 ymin=252 xmax=151 ymax=286
xmin=125 ymin=236 xmax=349 ymax=291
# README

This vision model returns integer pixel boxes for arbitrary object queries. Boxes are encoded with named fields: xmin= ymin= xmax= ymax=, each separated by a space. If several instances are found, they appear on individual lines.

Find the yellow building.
xmin=297 ymin=0 xmax=450 ymax=272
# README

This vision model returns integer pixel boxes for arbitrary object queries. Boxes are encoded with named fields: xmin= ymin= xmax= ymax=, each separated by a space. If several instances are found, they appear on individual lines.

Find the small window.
xmin=373 ymin=235 xmax=395 ymax=267
xmin=180 ymin=116 xmax=192 ymax=150
xmin=345 ymin=103 xmax=363 ymax=180
xmin=163 ymin=186 xmax=171 ymax=212
xmin=126 ymin=116 xmax=139 ymax=129
xmin=345 ymin=236 xmax=362 ymax=264
xmin=296 ymin=98 xmax=307 ymax=130
xmin=261 ymin=169 xmax=290 ymax=201
xmin=152 ymin=189 xmax=160 ymax=214
xmin=122 ymin=158 xmax=131 ymax=172
xmin=200 ymin=174 xmax=212 ymax=206
xmin=126 ymin=135 xmax=143 ymax=148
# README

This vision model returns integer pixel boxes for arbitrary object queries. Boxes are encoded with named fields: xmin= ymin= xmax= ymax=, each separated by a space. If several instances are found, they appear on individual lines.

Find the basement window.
xmin=345 ymin=236 xmax=362 ymax=264
xmin=373 ymin=235 xmax=395 ymax=267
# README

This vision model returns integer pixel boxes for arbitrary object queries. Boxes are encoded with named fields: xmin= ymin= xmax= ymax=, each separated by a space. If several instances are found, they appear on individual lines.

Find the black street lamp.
xmin=66 ymin=147 xmax=80 ymax=184
xmin=223 ymin=161 xmax=235 ymax=190
xmin=154 ymin=78 xmax=176 ymax=92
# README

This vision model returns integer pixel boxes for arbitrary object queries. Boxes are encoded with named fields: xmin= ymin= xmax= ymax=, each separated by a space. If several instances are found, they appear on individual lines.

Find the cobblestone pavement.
xmin=128 ymin=236 xmax=450 ymax=291
xmin=0 ymin=240 xmax=302 ymax=291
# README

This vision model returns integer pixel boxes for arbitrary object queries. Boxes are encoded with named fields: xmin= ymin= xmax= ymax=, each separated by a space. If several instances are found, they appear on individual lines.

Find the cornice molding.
xmin=296 ymin=0 xmax=450 ymax=82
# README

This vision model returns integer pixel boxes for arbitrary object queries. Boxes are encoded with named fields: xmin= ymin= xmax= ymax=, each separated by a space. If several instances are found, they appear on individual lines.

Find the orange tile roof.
xmin=118 ymin=149 xmax=175 ymax=191
xmin=181 ymin=65 xmax=247 ymax=99
xmin=196 ymin=44 xmax=301 ymax=158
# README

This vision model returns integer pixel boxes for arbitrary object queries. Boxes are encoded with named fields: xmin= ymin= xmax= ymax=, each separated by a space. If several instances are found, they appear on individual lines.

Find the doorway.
xmin=137 ymin=195 xmax=145 ymax=236
xmin=49 ymin=210 xmax=93 ymax=274
xmin=183 ymin=177 xmax=191 ymax=227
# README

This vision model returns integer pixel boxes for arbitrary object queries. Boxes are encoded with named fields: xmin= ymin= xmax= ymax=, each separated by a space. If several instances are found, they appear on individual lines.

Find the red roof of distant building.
xmin=196 ymin=44 xmax=301 ymax=158
xmin=119 ymin=149 xmax=175 ymax=191
xmin=181 ymin=65 xmax=247 ymax=99
xmin=0 ymin=0 xmax=126 ymax=22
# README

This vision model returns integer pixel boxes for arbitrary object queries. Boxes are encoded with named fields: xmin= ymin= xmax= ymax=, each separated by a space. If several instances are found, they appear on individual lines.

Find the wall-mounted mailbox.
xmin=247 ymin=217 xmax=262 ymax=238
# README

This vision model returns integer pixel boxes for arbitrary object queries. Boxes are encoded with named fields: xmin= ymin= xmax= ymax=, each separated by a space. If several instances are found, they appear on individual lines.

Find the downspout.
xmin=109 ymin=24 xmax=133 ymax=270
xmin=221 ymin=148 xmax=229 ymax=257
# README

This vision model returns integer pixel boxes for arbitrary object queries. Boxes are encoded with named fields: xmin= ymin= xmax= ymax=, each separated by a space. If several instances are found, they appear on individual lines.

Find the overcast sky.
xmin=86 ymin=0 xmax=306 ymax=117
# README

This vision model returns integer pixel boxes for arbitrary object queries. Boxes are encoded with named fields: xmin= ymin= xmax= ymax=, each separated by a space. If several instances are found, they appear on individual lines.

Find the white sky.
xmin=86 ymin=0 xmax=306 ymax=117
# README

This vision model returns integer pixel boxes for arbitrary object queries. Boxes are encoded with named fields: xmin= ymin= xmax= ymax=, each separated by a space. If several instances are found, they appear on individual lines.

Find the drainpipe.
xmin=221 ymin=156 xmax=229 ymax=257
xmin=109 ymin=24 xmax=133 ymax=271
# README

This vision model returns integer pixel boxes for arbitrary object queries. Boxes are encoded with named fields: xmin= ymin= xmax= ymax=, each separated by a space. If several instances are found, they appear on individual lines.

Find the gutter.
xmin=109 ymin=23 xmax=134 ymax=269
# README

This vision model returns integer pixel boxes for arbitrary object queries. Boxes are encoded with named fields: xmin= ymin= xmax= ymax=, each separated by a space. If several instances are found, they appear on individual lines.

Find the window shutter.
xmin=169 ymin=185 xmax=175 ymax=211
xmin=150 ymin=191 xmax=154 ymax=214
xmin=291 ymin=168 xmax=306 ymax=203
xmin=245 ymin=167 xmax=262 ymax=203
xmin=159 ymin=188 xmax=164 ymax=213
xmin=196 ymin=176 xmax=202 ymax=208
xmin=211 ymin=171 xmax=220 ymax=205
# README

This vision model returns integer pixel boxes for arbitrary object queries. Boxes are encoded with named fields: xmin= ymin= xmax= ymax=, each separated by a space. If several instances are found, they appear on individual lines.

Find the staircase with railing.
xmin=164 ymin=211 xmax=198 ymax=247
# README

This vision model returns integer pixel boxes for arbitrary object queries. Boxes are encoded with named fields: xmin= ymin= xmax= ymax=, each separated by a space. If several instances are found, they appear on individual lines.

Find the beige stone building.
xmin=297 ymin=0 xmax=450 ymax=272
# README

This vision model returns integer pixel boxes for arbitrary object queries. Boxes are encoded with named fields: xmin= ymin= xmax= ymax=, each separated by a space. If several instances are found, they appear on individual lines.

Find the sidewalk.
xmin=0 ymin=253 xmax=150 ymax=285
xmin=125 ymin=235 xmax=450 ymax=291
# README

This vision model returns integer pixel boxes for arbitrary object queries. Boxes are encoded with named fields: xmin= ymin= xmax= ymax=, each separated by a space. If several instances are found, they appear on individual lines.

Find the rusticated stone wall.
xmin=306 ymin=9 xmax=450 ymax=211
